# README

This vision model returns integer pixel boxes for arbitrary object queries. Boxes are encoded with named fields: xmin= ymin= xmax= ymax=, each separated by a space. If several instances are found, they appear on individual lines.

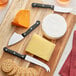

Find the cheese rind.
xmin=26 ymin=34 xmax=56 ymax=61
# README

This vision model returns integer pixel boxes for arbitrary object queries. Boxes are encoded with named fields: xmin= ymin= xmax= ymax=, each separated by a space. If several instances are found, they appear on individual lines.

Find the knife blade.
xmin=8 ymin=21 xmax=40 ymax=46
xmin=3 ymin=47 xmax=50 ymax=72
xmin=32 ymin=3 xmax=73 ymax=13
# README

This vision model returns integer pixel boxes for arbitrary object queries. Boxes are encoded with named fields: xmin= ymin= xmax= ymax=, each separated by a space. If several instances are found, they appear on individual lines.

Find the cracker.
xmin=7 ymin=65 xmax=18 ymax=76
xmin=25 ymin=68 xmax=33 ymax=76
xmin=29 ymin=68 xmax=38 ymax=76
xmin=1 ymin=59 xmax=14 ymax=73
xmin=32 ymin=68 xmax=38 ymax=76
xmin=21 ymin=73 xmax=26 ymax=76
xmin=19 ymin=67 xmax=26 ymax=76
xmin=29 ymin=68 xmax=39 ymax=76
xmin=14 ymin=67 xmax=22 ymax=76
xmin=14 ymin=74 xmax=19 ymax=76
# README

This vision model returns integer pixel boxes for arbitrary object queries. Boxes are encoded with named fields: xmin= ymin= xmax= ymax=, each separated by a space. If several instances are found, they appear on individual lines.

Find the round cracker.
xmin=28 ymin=68 xmax=38 ymax=76
xmin=7 ymin=65 xmax=18 ymax=76
xmin=1 ymin=59 xmax=14 ymax=73
xmin=14 ymin=67 xmax=23 ymax=76
xmin=29 ymin=68 xmax=38 ymax=76
xmin=25 ymin=68 xmax=33 ymax=76
xmin=19 ymin=67 xmax=26 ymax=76
xmin=14 ymin=74 xmax=20 ymax=76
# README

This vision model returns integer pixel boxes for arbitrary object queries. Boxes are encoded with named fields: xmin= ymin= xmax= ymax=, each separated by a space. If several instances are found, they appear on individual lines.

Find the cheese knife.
xmin=32 ymin=3 xmax=73 ymax=13
xmin=8 ymin=21 xmax=40 ymax=46
xmin=3 ymin=47 xmax=50 ymax=72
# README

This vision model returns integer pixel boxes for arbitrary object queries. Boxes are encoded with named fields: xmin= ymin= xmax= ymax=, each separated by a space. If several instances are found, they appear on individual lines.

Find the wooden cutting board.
xmin=0 ymin=0 xmax=76 ymax=76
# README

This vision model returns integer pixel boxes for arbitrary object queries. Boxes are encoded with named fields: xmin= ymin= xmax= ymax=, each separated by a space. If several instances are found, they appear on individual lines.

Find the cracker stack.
xmin=1 ymin=59 xmax=38 ymax=76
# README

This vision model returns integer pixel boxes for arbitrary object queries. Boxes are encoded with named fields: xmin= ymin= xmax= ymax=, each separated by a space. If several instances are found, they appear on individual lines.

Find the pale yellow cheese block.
xmin=26 ymin=34 xmax=56 ymax=61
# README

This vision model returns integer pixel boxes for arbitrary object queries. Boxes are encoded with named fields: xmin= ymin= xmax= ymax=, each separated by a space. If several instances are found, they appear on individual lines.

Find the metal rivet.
xmin=5 ymin=48 xmax=8 ymax=51
xmin=42 ymin=5 xmax=45 ymax=7
xmin=24 ymin=33 xmax=26 ymax=35
xmin=37 ymin=22 xmax=39 ymax=24
xmin=33 ymin=3 xmax=36 ymax=6
xmin=22 ymin=56 xmax=24 ymax=58
xmin=30 ymin=28 xmax=32 ymax=30
xmin=13 ymin=52 xmax=16 ymax=54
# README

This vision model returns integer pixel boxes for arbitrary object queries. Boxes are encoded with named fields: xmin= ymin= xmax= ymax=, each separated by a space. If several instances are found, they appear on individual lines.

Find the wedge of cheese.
xmin=12 ymin=10 xmax=30 ymax=28
xmin=57 ymin=0 xmax=70 ymax=6
xmin=26 ymin=34 xmax=56 ymax=61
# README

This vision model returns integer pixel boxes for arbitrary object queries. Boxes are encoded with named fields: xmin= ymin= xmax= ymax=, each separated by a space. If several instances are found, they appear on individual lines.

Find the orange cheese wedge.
xmin=57 ymin=0 xmax=70 ymax=6
xmin=59 ymin=0 xmax=69 ymax=2
xmin=12 ymin=10 xmax=30 ymax=28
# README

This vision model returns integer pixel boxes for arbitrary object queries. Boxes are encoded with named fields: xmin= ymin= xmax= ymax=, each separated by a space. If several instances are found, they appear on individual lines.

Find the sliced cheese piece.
xmin=42 ymin=14 xmax=67 ymax=39
xmin=26 ymin=34 xmax=56 ymax=61
xmin=12 ymin=10 xmax=30 ymax=28
xmin=56 ymin=0 xmax=70 ymax=6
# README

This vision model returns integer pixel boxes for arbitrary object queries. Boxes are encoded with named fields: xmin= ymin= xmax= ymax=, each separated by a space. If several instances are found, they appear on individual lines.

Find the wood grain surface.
xmin=0 ymin=0 xmax=76 ymax=76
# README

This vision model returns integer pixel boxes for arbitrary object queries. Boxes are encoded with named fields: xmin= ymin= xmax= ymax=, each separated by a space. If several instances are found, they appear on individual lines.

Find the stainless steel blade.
xmin=8 ymin=32 xmax=24 ymax=46
xmin=25 ymin=55 xmax=50 ymax=72
xmin=71 ymin=8 xmax=76 ymax=15
xmin=54 ymin=5 xmax=72 ymax=13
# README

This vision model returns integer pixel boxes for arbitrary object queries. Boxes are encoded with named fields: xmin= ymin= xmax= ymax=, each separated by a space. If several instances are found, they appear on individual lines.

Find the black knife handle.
xmin=32 ymin=3 xmax=54 ymax=10
xmin=22 ymin=21 xmax=40 ymax=37
xmin=3 ymin=47 xmax=25 ymax=59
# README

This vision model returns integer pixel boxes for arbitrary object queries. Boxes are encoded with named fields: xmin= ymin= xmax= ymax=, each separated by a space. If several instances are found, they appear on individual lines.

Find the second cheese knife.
xmin=3 ymin=47 xmax=50 ymax=72
xmin=8 ymin=21 xmax=40 ymax=46
xmin=32 ymin=3 xmax=73 ymax=13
